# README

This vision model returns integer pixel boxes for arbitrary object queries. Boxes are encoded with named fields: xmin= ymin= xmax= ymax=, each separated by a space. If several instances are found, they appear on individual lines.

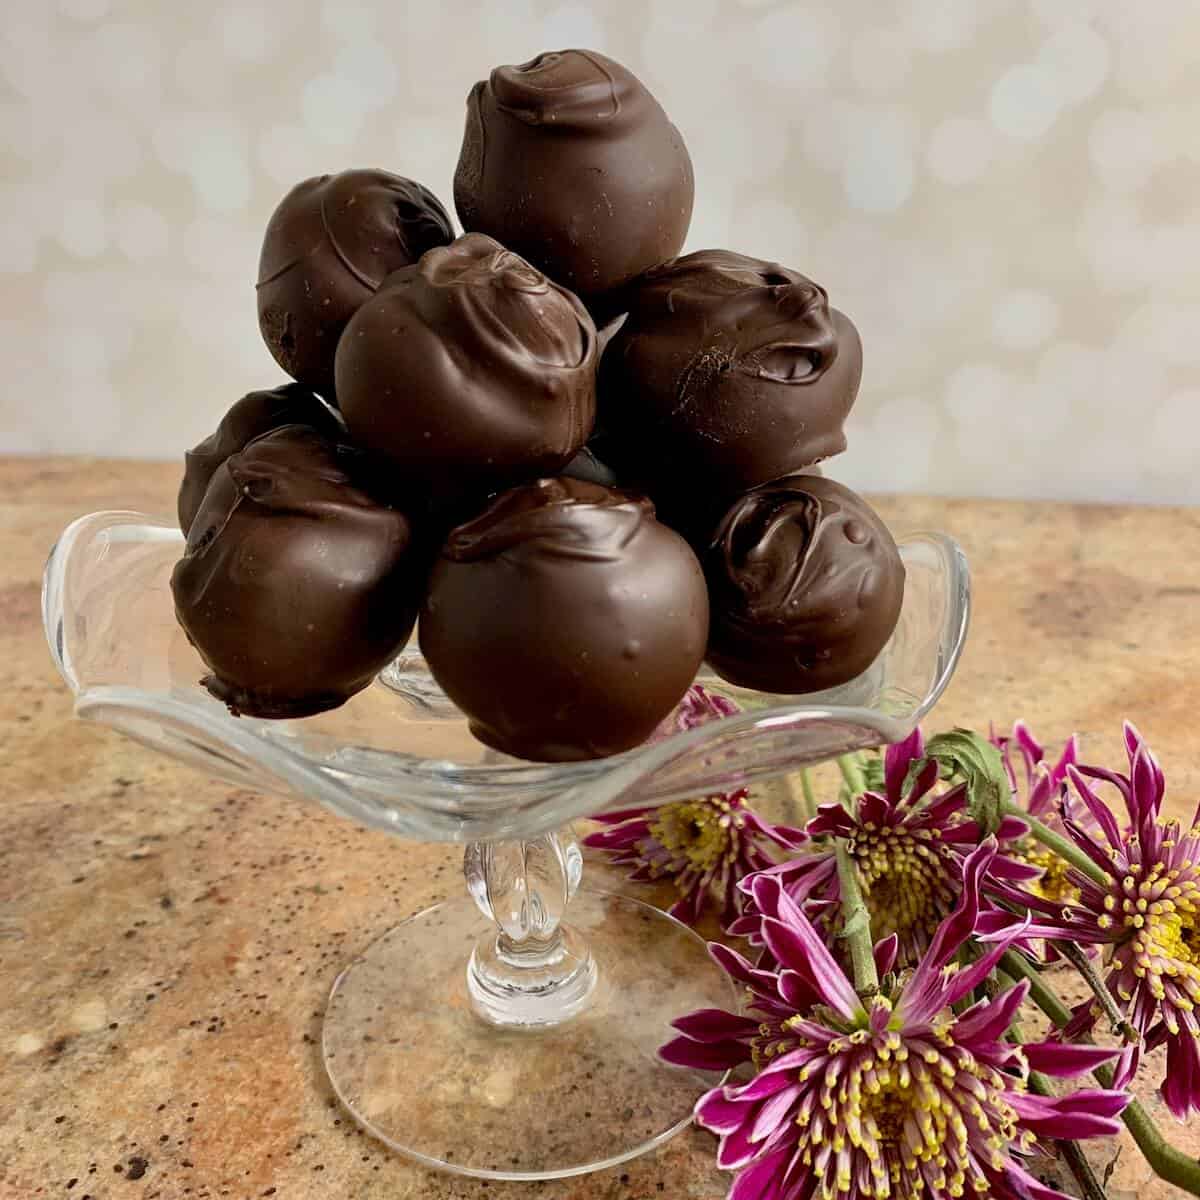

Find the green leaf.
xmin=859 ymin=751 xmax=886 ymax=795
xmin=923 ymin=728 xmax=1009 ymax=836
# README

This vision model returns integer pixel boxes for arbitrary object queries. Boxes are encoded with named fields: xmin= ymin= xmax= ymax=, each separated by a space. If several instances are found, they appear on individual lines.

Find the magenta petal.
xmin=582 ymin=819 xmax=651 ymax=847
xmin=1161 ymin=1029 xmax=1200 ymax=1118
xmin=1067 ymin=766 xmax=1122 ymax=847
xmin=1132 ymin=742 xmax=1165 ymax=822
xmin=749 ymin=1084 xmax=802 ymax=1143
xmin=941 ymin=928 xmax=1029 ymax=1010
xmin=732 ymin=1057 xmax=814 ymax=1100
xmin=884 ymin=728 xmax=924 ymax=799
xmin=987 ymin=854 xmax=1043 ymax=882
xmin=974 ymin=910 xmax=1023 ymax=936
xmin=696 ymin=1087 xmax=750 ymax=1135
xmin=716 ymin=1115 xmax=764 ymax=1170
xmin=777 ymin=968 xmax=819 ymax=1012
xmin=1015 ymin=1086 xmax=1129 ymax=1124
xmin=873 ymin=933 xmax=899 ymax=978
xmin=905 ymin=754 xmax=942 ymax=806
xmin=1014 ymin=721 xmax=1045 ymax=765
xmin=1055 ymin=733 xmax=1080 ymax=777
xmin=953 ymin=983 xmax=1026 ymax=1045
xmin=660 ymin=1035 xmax=748 ymax=1071
xmin=760 ymin=916 xmax=860 ymax=1021
xmin=710 ymin=943 xmax=778 ymax=994
xmin=1003 ymin=1159 xmax=1075 ymax=1200
xmin=1109 ymin=1042 xmax=1140 ymax=1090
xmin=1022 ymin=1040 xmax=1120 ymax=1078
xmin=728 ymin=1144 xmax=793 ymax=1200
xmin=806 ymin=803 xmax=857 ymax=838
xmin=672 ymin=1008 xmax=762 ymax=1043
xmin=902 ymin=840 xmax=994 ymax=1018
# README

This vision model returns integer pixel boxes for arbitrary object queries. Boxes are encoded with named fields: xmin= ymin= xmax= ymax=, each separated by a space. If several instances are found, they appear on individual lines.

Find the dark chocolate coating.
xmin=703 ymin=475 xmax=904 ymax=694
xmin=178 ymin=383 xmax=342 ymax=535
xmin=256 ymin=169 xmax=454 ymax=401
xmin=172 ymin=426 xmax=423 ymax=719
xmin=420 ymin=477 xmax=709 ymax=762
xmin=454 ymin=49 xmax=694 ymax=312
xmin=336 ymin=233 xmax=597 ymax=498
xmin=598 ymin=250 xmax=863 ymax=513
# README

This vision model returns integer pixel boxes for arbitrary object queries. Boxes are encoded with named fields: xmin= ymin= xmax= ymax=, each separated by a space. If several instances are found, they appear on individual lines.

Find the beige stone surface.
xmin=1 ymin=458 xmax=1198 ymax=1199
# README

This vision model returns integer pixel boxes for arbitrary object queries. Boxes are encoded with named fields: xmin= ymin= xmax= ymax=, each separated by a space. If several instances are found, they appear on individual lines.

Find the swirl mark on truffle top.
xmin=490 ymin=49 xmax=624 ymax=127
xmin=203 ymin=426 xmax=402 ymax=536
xmin=713 ymin=477 xmax=881 ymax=629
xmin=416 ymin=234 xmax=590 ymax=371
xmin=255 ymin=175 xmax=333 ymax=287
xmin=256 ymin=171 xmax=453 ymax=292
xmin=320 ymin=181 xmax=381 ymax=294
xmin=443 ymin=478 xmax=652 ymax=564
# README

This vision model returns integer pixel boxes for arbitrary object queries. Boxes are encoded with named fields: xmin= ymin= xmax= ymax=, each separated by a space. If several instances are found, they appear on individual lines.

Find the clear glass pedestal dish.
xmin=43 ymin=511 xmax=969 ymax=1181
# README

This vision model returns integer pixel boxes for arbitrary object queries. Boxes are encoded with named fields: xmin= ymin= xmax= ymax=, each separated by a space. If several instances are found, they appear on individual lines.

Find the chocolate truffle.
xmin=454 ymin=49 xmax=694 ymax=312
xmin=256 ymin=169 xmax=454 ymax=400
xmin=703 ymin=475 xmax=904 ymax=695
xmin=177 ymin=383 xmax=342 ymax=535
xmin=336 ymin=233 xmax=597 ymax=499
xmin=420 ymin=478 xmax=708 ymax=762
xmin=598 ymin=251 xmax=863 ymax=512
xmin=172 ymin=426 xmax=423 ymax=718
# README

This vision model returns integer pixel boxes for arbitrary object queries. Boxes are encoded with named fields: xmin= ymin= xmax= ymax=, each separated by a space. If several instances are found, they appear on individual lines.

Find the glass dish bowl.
xmin=44 ymin=511 xmax=969 ymax=1181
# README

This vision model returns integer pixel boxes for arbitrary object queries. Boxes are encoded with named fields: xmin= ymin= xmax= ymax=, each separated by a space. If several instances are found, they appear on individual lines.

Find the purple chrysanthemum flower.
xmin=992 ymin=721 xmax=1083 ymax=906
xmin=585 ymin=684 xmax=803 ymax=924
xmin=653 ymin=682 xmax=740 ymax=739
xmin=585 ymin=788 xmax=803 ymax=924
xmin=664 ymin=843 xmax=1129 ymax=1200
xmin=983 ymin=723 xmax=1200 ymax=1117
xmin=734 ymin=730 xmax=1035 ymax=967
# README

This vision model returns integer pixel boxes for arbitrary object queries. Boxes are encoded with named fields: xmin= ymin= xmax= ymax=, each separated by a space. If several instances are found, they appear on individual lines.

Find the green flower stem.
xmin=837 ymin=754 xmax=867 ymax=808
xmin=1055 ymin=940 xmax=1140 ymax=1044
xmin=834 ymin=837 xmax=878 ymax=998
xmin=999 ymin=949 xmax=1073 ymax=1024
xmin=799 ymin=768 xmax=817 ymax=822
xmin=1000 ymin=798 xmax=1109 ymax=887
xmin=1106 ymin=1086 xmax=1200 ymax=1198
xmin=1000 ymin=950 xmax=1200 ymax=1197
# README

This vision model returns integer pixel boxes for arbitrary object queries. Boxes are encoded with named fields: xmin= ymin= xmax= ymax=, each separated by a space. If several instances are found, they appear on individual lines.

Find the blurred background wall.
xmin=0 ymin=0 xmax=1197 ymax=502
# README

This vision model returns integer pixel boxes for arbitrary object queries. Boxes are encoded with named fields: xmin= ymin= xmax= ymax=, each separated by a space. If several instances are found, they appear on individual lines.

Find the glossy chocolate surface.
xmin=420 ymin=477 xmax=708 ymax=762
xmin=172 ymin=426 xmax=423 ymax=718
xmin=177 ymin=383 xmax=342 ymax=535
xmin=256 ymin=169 xmax=454 ymax=401
xmin=454 ymin=49 xmax=693 ymax=311
xmin=336 ymin=233 xmax=597 ymax=498
xmin=599 ymin=251 xmax=863 ymax=510
xmin=703 ymin=474 xmax=904 ymax=694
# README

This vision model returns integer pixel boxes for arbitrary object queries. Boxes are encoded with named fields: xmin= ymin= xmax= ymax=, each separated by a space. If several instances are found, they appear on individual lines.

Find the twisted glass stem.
xmin=463 ymin=826 xmax=596 ymax=1028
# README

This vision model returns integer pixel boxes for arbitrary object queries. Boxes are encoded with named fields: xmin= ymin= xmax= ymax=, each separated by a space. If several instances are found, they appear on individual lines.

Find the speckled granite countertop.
xmin=2 ymin=458 xmax=1198 ymax=1200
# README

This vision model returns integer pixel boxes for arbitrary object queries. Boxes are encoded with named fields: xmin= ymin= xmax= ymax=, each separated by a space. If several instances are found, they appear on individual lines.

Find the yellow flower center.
xmin=1103 ymin=850 xmax=1200 ymax=1017
xmin=1016 ymin=839 xmax=1081 ymax=905
xmin=784 ymin=1006 xmax=1033 ymax=1200
xmin=847 ymin=826 xmax=957 ymax=954
xmin=647 ymin=797 xmax=742 ymax=876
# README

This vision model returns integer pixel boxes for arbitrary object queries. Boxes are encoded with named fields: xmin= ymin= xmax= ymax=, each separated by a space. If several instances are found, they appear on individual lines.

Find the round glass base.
xmin=322 ymin=890 xmax=736 ymax=1180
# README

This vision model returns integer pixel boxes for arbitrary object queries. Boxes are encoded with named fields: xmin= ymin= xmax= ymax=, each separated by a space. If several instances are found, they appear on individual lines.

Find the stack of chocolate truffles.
xmin=172 ymin=49 xmax=905 ymax=764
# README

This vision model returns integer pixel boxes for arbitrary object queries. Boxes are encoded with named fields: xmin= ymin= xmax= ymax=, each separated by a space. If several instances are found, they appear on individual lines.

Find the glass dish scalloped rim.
xmin=44 ymin=512 xmax=969 ymax=843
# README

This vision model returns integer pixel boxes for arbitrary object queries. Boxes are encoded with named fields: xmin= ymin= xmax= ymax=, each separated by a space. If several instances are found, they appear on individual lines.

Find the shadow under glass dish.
xmin=44 ymin=511 xmax=969 ymax=1180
